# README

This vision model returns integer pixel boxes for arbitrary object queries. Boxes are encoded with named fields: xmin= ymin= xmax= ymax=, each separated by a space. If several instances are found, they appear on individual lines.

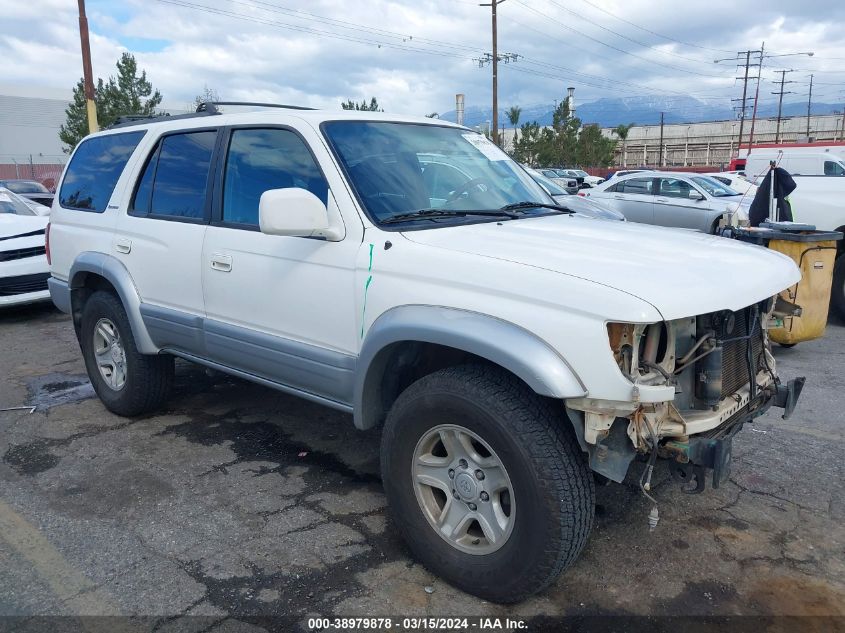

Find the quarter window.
xmin=222 ymin=128 xmax=328 ymax=226
xmin=131 ymin=131 xmax=216 ymax=220
xmin=59 ymin=131 xmax=145 ymax=212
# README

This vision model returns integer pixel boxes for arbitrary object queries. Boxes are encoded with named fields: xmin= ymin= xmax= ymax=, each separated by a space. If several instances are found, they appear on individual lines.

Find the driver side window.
xmin=824 ymin=161 xmax=845 ymax=176
xmin=658 ymin=178 xmax=692 ymax=198
xmin=222 ymin=128 xmax=328 ymax=226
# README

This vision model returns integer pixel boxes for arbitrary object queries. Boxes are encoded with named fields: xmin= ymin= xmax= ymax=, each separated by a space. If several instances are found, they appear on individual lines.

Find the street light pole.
xmin=77 ymin=0 xmax=98 ymax=134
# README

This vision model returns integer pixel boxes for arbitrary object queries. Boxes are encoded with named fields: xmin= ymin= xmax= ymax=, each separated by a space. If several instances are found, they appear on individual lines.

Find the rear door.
xmin=606 ymin=177 xmax=655 ymax=224
xmin=653 ymin=177 xmax=709 ymax=230
xmin=114 ymin=128 xmax=219 ymax=352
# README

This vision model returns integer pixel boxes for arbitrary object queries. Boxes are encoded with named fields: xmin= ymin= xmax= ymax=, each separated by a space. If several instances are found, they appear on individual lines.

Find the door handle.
xmin=613 ymin=195 xmax=625 ymax=199
xmin=656 ymin=198 xmax=668 ymax=203
xmin=210 ymin=254 xmax=233 ymax=272
xmin=115 ymin=238 xmax=132 ymax=254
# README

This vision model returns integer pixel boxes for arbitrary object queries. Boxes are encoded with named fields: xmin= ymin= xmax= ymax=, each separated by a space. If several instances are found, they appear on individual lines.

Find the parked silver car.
xmin=585 ymin=171 xmax=749 ymax=233
xmin=536 ymin=168 xmax=579 ymax=194
xmin=525 ymin=169 xmax=625 ymax=221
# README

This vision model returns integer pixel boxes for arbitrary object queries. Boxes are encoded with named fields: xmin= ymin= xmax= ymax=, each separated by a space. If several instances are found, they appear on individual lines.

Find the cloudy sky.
xmin=2 ymin=0 xmax=844 ymax=118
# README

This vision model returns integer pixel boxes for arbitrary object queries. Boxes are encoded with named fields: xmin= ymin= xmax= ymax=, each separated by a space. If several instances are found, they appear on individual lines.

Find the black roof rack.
xmin=197 ymin=101 xmax=316 ymax=114
xmin=108 ymin=101 xmax=315 ymax=130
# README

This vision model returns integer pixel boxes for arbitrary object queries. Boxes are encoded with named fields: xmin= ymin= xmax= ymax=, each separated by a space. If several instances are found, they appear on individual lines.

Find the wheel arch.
xmin=353 ymin=305 xmax=587 ymax=430
xmin=68 ymin=252 xmax=158 ymax=354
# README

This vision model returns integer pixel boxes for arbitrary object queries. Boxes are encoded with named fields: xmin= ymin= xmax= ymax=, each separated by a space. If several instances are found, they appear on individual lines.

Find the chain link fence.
xmin=0 ymin=155 xmax=67 ymax=191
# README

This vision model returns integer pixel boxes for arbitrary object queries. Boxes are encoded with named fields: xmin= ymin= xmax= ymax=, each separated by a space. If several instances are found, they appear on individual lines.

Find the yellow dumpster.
xmin=768 ymin=230 xmax=842 ymax=346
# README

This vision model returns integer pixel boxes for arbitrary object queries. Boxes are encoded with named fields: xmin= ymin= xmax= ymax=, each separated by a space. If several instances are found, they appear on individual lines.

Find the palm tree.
xmin=507 ymin=106 xmax=522 ymax=149
xmin=613 ymin=123 xmax=635 ymax=167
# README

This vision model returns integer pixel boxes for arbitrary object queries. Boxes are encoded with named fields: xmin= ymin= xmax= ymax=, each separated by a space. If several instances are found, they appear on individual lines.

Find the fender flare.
xmin=353 ymin=305 xmax=587 ymax=429
xmin=69 ymin=252 xmax=158 ymax=354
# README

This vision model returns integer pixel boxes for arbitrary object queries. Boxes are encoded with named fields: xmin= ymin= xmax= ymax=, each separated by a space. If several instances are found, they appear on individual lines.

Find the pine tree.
xmin=59 ymin=53 xmax=163 ymax=153
xmin=341 ymin=97 xmax=383 ymax=111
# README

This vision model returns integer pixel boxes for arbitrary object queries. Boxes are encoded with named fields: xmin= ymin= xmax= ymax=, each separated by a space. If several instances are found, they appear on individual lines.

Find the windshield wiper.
xmin=499 ymin=201 xmax=575 ymax=213
xmin=380 ymin=208 xmax=517 ymax=225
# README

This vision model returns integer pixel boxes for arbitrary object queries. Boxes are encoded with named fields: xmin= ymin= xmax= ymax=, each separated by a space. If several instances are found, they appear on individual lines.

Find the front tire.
xmin=380 ymin=365 xmax=594 ymax=603
xmin=80 ymin=291 xmax=174 ymax=416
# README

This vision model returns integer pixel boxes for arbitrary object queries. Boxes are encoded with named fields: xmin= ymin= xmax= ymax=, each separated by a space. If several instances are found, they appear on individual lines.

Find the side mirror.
xmin=688 ymin=190 xmax=705 ymax=201
xmin=259 ymin=188 xmax=329 ymax=238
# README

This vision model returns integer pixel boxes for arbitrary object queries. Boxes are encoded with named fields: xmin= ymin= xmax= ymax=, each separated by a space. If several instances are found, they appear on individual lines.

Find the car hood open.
xmin=401 ymin=214 xmax=800 ymax=321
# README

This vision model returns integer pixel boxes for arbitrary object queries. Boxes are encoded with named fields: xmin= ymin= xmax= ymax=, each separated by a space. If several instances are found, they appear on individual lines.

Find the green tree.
xmin=341 ymin=97 xmax=383 ymax=111
xmin=576 ymin=124 xmax=617 ymax=167
xmin=425 ymin=112 xmax=439 ymax=118
xmin=506 ymin=105 xmax=522 ymax=146
xmin=59 ymin=53 xmax=163 ymax=152
xmin=512 ymin=121 xmax=543 ymax=166
xmin=612 ymin=122 xmax=635 ymax=167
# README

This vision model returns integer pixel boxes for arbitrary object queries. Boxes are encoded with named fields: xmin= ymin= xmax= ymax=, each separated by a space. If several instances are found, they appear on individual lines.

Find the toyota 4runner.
xmin=47 ymin=103 xmax=804 ymax=603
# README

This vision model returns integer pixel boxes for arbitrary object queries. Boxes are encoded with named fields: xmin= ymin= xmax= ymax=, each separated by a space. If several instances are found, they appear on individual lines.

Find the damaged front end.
xmin=567 ymin=299 xmax=805 ymax=495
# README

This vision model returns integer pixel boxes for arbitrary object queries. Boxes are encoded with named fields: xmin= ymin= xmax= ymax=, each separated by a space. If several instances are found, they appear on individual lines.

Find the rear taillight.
xmin=45 ymin=222 xmax=51 ymax=265
xmin=577 ymin=192 xmax=587 ymax=197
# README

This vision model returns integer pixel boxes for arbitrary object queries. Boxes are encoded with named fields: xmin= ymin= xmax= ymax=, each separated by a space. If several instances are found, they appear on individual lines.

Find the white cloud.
xmin=2 ymin=0 xmax=843 ymax=117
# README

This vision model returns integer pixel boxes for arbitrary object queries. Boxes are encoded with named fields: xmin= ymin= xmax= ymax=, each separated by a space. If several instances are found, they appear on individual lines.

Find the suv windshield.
xmin=322 ymin=121 xmax=551 ymax=225
xmin=691 ymin=176 xmax=739 ymax=197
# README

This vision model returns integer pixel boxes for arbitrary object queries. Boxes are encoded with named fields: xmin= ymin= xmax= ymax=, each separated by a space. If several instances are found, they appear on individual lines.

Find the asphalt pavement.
xmin=0 ymin=304 xmax=843 ymax=632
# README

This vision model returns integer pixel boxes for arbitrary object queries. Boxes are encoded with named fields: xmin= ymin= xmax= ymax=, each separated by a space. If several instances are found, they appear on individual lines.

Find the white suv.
xmin=48 ymin=103 xmax=804 ymax=603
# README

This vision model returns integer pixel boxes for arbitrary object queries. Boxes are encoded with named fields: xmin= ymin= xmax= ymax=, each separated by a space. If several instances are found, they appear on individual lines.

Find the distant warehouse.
xmin=0 ymin=85 xmax=70 ymax=186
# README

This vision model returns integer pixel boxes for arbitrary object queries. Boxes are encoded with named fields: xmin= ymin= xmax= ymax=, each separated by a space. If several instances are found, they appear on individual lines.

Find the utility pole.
xmin=806 ymin=74 xmax=814 ymax=138
xmin=478 ymin=0 xmax=505 ymax=145
xmin=748 ymin=42 xmax=764 ymax=148
xmin=658 ymin=112 xmax=664 ymax=167
xmin=77 ymin=0 xmax=98 ymax=134
xmin=771 ymin=69 xmax=796 ymax=143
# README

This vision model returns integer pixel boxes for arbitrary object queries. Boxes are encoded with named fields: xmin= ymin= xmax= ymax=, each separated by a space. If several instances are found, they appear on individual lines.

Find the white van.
xmin=746 ymin=150 xmax=845 ymax=180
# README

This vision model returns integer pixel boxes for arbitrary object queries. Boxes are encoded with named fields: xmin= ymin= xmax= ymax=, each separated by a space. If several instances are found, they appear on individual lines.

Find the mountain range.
xmin=441 ymin=95 xmax=842 ymax=129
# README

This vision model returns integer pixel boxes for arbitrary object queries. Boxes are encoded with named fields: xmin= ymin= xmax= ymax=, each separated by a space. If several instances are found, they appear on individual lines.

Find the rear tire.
xmin=832 ymin=255 xmax=845 ymax=320
xmin=380 ymin=364 xmax=594 ymax=603
xmin=80 ymin=291 xmax=173 ymax=416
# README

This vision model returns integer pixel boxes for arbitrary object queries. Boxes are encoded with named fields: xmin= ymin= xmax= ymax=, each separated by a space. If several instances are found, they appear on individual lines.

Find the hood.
xmin=0 ymin=213 xmax=49 ymax=241
xmin=552 ymin=194 xmax=625 ymax=221
xmin=402 ymin=215 xmax=800 ymax=321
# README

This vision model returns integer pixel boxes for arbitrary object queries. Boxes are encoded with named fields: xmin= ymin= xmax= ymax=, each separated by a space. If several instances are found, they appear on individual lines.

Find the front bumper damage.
xmin=567 ymin=303 xmax=806 ymax=494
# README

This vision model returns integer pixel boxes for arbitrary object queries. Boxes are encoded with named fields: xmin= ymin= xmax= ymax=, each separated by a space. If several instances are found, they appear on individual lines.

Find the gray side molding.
xmin=353 ymin=305 xmax=587 ymax=429
xmin=69 ymin=252 xmax=158 ymax=354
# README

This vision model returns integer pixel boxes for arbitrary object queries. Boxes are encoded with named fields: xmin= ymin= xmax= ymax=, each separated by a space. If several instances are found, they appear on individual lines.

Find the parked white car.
xmin=559 ymin=168 xmax=605 ymax=187
xmin=705 ymin=172 xmax=758 ymax=197
xmin=0 ymin=188 xmax=50 ymax=306
xmin=585 ymin=171 xmax=749 ymax=232
xmin=745 ymin=150 xmax=845 ymax=179
xmin=48 ymin=105 xmax=803 ymax=603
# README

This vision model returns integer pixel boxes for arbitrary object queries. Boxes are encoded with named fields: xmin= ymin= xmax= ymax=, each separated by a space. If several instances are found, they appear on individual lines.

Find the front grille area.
xmin=720 ymin=310 xmax=764 ymax=398
xmin=695 ymin=306 xmax=765 ymax=406
xmin=0 ymin=246 xmax=46 ymax=262
xmin=0 ymin=272 xmax=50 ymax=296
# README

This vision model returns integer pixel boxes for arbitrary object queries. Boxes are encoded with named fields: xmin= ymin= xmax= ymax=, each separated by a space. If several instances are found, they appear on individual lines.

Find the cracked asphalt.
xmin=0 ymin=304 xmax=843 ymax=631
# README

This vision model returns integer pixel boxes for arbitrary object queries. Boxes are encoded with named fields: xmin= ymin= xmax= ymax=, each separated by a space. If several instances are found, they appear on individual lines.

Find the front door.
xmin=201 ymin=126 xmax=360 ymax=406
xmin=653 ymin=177 xmax=709 ymax=230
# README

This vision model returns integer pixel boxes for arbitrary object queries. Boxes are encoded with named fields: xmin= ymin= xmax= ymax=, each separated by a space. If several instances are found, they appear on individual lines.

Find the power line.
xmin=541 ymin=0 xmax=718 ymax=67
xmin=511 ymin=0 xmax=726 ymax=79
xmin=575 ymin=0 xmax=735 ymax=54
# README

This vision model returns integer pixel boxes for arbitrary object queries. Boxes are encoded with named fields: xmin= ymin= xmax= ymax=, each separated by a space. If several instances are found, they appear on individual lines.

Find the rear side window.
xmin=619 ymin=177 xmax=654 ymax=195
xmin=59 ymin=131 xmax=145 ymax=212
xmin=131 ymin=131 xmax=217 ymax=220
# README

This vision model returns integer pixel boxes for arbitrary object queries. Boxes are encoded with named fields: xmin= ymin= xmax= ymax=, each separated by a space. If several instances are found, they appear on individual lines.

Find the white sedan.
xmin=0 ymin=188 xmax=51 ymax=307
xmin=705 ymin=172 xmax=758 ymax=197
